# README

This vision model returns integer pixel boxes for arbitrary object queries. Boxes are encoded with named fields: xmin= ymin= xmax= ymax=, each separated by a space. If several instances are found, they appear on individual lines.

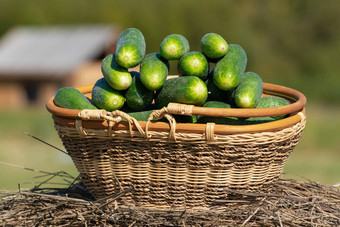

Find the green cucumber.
xmin=54 ymin=87 xmax=97 ymax=110
xmin=125 ymin=72 xmax=154 ymax=111
xmin=234 ymin=72 xmax=263 ymax=108
xmin=177 ymin=51 xmax=209 ymax=80
xmin=173 ymin=115 xmax=197 ymax=123
xmin=198 ymin=115 xmax=274 ymax=125
xmin=205 ymin=78 xmax=232 ymax=102
xmin=197 ymin=101 xmax=238 ymax=124
xmin=140 ymin=53 xmax=169 ymax=91
xmin=120 ymin=102 xmax=157 ymax=113
xmin=203 ymin=101 xmax=231 ymax=108
xmin=120 ymin=103 xmax=134 ymax=113
xmin=129 ymin=71 xmax=140 ymax=78
xmin=125 ymin=110 xmax=154 ymax=121
xmin=155 ymin=76 xmax=208 ymax=108
xmin=213 ymin=44 xmax=247 ymax=91
xmin=160 ymin=34 xmax=190 ymax=60
xmin=257 ymin=96 xmax=290 ymax=120
xmin=115 ymin=28 xmax=146 ymax=68
xmin=101 ymin=54 xmax=132 ymax=90
xmin=257 ymin=96 xmax=290 ymax=109
xmin=237 ymin=117 xmax=275 ymax=125
xmin=92 ymin=78 xmax=125 ymax=111
xmin=207 ymin=67 xmax=214 ymax=80
xmin=124 ymin=109 xmax=160 ymax=122
xmin=201 ymin=33 xmax=228 ymax=59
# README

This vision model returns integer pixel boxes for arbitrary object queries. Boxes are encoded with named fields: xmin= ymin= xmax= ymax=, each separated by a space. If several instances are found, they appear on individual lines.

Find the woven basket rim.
xmin=46 ymin=81 xmax=306 ymax=135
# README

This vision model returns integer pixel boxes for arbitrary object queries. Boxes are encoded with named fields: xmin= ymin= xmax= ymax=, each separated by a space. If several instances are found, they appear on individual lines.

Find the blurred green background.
xmin=0 ymin=0 xmax=339 ymax=189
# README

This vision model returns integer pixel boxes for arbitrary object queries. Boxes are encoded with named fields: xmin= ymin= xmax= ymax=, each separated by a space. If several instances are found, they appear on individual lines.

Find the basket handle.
xmin=165 ymin=83 xmax=307 ymax=118
xmin=145 ymin=107 xmax=177 ymax=141
xmin=76 ymin=109 xmax=146 ymax=137
xmin=77 ymin=108 xmax=179 ymax=141
xmin=144 ymin=107 xmax=220 ymax=142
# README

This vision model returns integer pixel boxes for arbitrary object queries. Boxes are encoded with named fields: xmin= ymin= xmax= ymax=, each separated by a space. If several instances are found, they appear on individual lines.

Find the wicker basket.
xmin=46 ymin=81 xmax=306 ymax=208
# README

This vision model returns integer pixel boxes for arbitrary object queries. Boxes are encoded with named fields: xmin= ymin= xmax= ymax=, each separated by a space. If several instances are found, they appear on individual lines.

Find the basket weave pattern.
xmin=55 ymin=112 xmax=305 ymax=207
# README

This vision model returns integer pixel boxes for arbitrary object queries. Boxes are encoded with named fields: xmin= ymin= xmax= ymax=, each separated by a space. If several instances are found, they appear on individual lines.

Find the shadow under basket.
xmin=46 ymin=82 xmax=306 ymax=208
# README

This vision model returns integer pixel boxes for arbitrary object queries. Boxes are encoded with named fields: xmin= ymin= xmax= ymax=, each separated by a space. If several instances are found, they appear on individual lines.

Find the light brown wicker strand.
xmin=78 ymin=109 xmax=107 ymax=120
xmin=108 ymin=120 xmax=114 ymax=137
xmin=205 ymin=123 xmax=216 ymax=141
xmin=56 ymin=114 xmax=305 ymax=145
xmin=146 ymin=108 xmax=177 ymax=141
xmin=167 ymin=103 xmax=194 ymax=116
xmin=109 ymin=110 xmax=128 ymax=136
xmin=75 ymin=119 xmax=87 ymax=136
xmin=145 ymin=108 xmax=164 ymax=139
xmin=167 ymin=165 xmax=187 ymax=205
xmin=148 ymin=164 xmax=168 ymax=205
xmin=107 ymin=109 xmax=146 ymax=138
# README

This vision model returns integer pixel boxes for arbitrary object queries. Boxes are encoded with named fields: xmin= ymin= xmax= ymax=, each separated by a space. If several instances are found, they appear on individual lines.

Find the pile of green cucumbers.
xmin=54 ymin=27 xmax=290 ymax=124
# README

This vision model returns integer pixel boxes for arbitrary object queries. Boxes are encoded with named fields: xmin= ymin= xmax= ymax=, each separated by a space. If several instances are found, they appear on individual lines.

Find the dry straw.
xmin=1 ymin=179 xmax=339 ymax=226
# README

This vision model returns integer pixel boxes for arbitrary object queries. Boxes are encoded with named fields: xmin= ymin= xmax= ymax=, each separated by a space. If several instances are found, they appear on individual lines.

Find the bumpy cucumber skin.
xmin=234 ymin=72 xmax=263 ymax=108
xmin=125 ymin=74 xmax=154 ymax=111
xmin=54 ymin=87 xmax=97 ymax=110
xmin=257 ymin=96 xmax=290 ymax=108
xmin=257 ymin=96 xmax=290 ymax=120
xmin=205 ymin=78 xmax=232 ymax=102
xmin=213 ymin=44 xmax=247 ymax=91
xmin=101 ymin=54 xmax=132 ymax=90
xmin=160 ymin=34 xmax=190 ymax=60
xmin=201 ymin=33 xmax=228 ymax=59
xmin=177 ymin=51 xmax=209 ymax=80
xmin=115 ymin=28 xmax=146 ymax=68
xmin=92 ymin=78 xmax=125 ymax=111
xmin=155 ymin=76 xmax=208 ymax=108
xmin=140 ymin=53 xmax=169 ymax=91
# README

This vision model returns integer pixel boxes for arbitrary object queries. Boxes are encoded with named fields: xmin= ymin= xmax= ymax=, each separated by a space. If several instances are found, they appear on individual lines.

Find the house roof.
xmin=0 ymin=24 xmax=117 ymax=80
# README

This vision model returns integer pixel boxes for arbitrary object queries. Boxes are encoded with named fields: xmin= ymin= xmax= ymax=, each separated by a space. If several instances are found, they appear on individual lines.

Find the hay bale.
xmin=0 ymin=179 xmax=339 ymax=226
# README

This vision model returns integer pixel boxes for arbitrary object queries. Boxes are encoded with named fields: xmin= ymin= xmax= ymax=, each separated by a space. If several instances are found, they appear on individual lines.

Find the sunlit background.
xmin=0 ymin=0 xmax=339 ymax=190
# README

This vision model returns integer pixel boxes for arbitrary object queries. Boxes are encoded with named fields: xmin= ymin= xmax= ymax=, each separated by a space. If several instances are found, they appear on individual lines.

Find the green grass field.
xmin=283 ymin=104 xmax=340 ymax=185
xmin=0 ymin=104 xmax=339 ymax=190
xmin=0 ymin=108 xmax=78 ymax=190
